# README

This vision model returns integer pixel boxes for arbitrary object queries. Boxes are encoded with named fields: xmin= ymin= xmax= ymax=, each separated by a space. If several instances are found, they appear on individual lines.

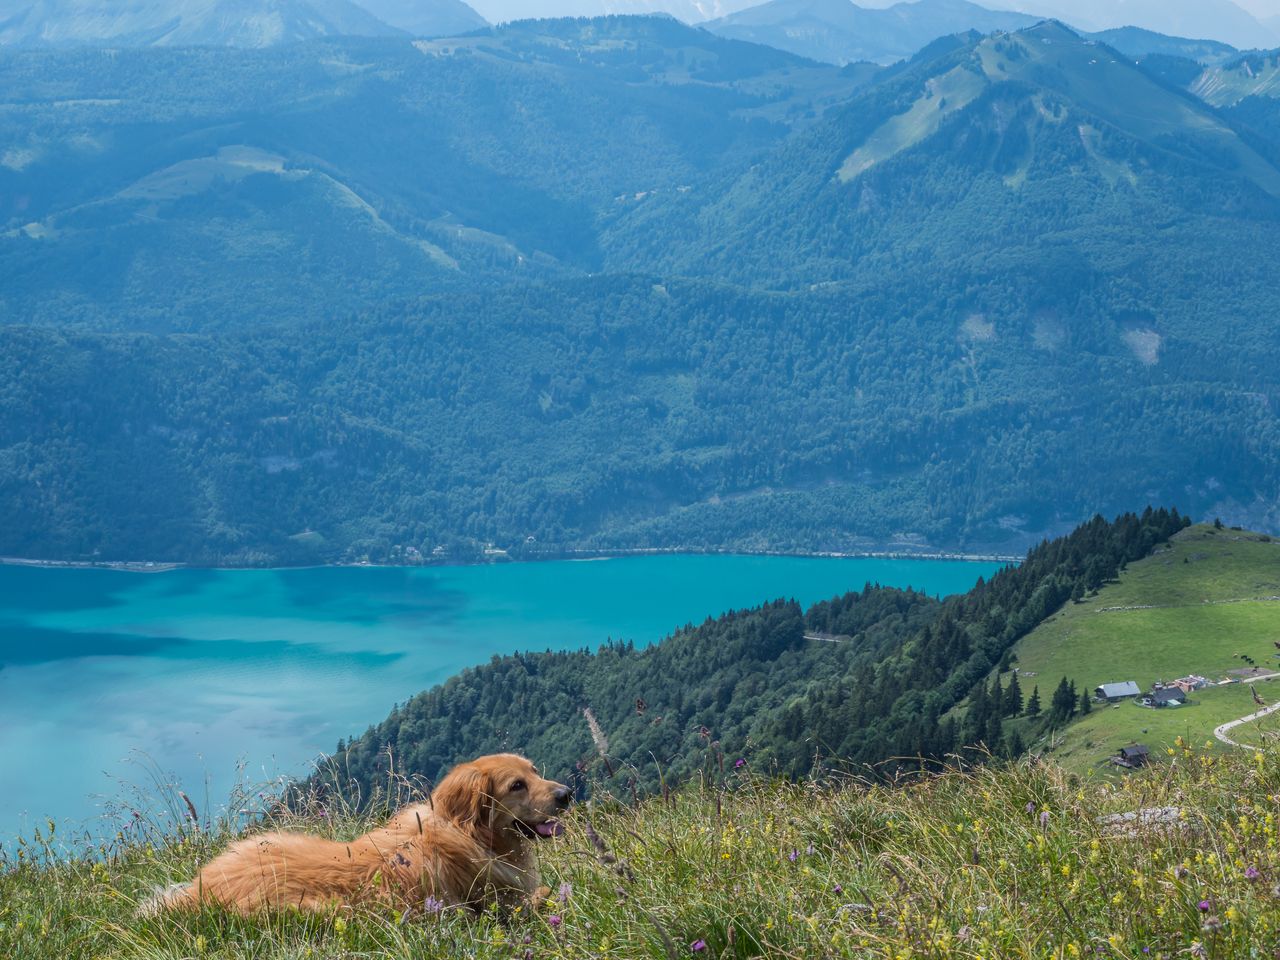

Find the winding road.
xmin=1213 ymin=672 xmax=1280 ymax=747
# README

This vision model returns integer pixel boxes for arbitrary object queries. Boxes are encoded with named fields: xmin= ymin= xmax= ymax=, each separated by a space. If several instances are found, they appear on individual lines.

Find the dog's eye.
xmin=509 ymin=779 xmax=526 ymax=792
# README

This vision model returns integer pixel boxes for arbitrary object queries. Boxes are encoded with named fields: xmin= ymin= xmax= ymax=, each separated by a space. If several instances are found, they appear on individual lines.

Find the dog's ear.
xmin=431 ymin=763 xmax=494 ymax=830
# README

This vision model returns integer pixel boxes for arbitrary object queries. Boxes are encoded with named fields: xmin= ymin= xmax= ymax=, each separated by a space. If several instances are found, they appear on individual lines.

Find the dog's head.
xmin=431 ymin=753 xmax=571 ymax=842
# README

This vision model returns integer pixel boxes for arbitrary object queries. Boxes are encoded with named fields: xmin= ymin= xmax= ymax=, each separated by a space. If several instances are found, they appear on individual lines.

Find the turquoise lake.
xmin=0 ymin=555 xmax=1002 ymax=848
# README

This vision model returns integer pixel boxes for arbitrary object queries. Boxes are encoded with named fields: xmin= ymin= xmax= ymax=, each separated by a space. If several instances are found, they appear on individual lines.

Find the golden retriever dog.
xmin=140 ymin=754 xmax=571 ymax=915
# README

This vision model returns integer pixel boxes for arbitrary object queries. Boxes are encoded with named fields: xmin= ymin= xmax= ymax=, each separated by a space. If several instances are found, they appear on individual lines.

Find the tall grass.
xmin=3 ymin=740 xmax=1278 ymax=959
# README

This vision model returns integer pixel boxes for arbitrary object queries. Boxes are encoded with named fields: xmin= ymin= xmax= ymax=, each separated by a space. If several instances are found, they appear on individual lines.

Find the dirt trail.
xmin=1213 ymin=672 xmax=1280 ymax=747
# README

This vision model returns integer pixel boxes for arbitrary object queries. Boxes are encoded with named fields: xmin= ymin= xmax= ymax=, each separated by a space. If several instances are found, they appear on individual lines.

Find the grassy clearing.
xmin=4 ymin=744 xmax=1280 ymax=959
xmin=1049 ymin=684 xmax=1280 ymax=770
xmin=1009 ymin=525 xmax=1280 ymax=772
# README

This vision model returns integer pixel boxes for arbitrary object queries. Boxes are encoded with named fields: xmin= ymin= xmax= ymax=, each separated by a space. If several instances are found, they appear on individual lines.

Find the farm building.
xmin=1141 ymin=687 xmax=1188 ymax=708
xmin=1114 ymin=744 xmax=1151 ymax=768
xmin=1095 ymin=681 xmax=1141 ymax=701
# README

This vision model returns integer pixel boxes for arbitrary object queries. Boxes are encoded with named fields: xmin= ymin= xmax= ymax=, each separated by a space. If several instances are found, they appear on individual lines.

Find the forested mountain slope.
xmin=607 ymin=22 xmax=1280 ymax=287
xmin=3 ymin=20 xmax=1280 ymax=562
xmin=1 ymin=273 xmax=1269 ymax=562
xmin=0 ymin=19 xmax=860 ymax=331
xmin=326 ymin=510 xmax=1188 ymax=796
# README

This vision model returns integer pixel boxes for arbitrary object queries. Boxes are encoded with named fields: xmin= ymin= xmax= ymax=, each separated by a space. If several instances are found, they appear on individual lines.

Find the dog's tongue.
xmin=534 ymin=820 xmax=564 ymax=838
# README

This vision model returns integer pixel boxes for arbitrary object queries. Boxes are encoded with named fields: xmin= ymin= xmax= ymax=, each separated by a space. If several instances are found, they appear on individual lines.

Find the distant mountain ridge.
xmin=705 ymin=0 xmax=1039 ymax=64
xmin=706 ymin=0 xmax=1251 ymax=67
xmin=347 ymin=0 xmax=486 ymax=36
xmin=993 ymin=0 xmax=1278 ymax=50
xmin=0 ymin=0 xmax=487 ymax=47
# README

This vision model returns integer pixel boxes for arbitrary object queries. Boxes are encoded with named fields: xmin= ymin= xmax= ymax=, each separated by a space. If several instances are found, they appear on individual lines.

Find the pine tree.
xmin=1050 ymin=677 xmax=1076 ymax=722
xmin=1025 ymin=685 xmax=1041 ymax=718
xmin=1080 ymin=690 xmax=1092 ymax=715
xmin=967 ymin=679 xmax=990 ymax=742
xmin=1004 ymin=728 xmax=1025 ymax=759
xmin=1003 ymin=672 xmax=1023 ymax=717
xmin=984 ymin=711 xmax=1004 ymax=753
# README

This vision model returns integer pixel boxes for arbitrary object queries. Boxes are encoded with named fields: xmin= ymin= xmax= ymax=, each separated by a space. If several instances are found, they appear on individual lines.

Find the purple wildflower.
xmin=788 ymin=849 xmax=799 ymax=863
xmin=833 ymin=883 xmax=843 ymax=894
xmin=1025 ymin=802 xmax=1035 ymax=814
xmin=1245 ymin=866 xmax=1261 ymax=880
xmin=559 ymin=881 xmax=574 ymax=900
xmin=423 ymin=895 xmax=444 ymax=915
xmin=548 ymin=915 xmax=562 ymax=930
xmin=1039 ymin=811 xmax=1050 ymax=828
xmin=1198 ymin=900 xmax=1211 ymax=912
xmin=734 ymin=758 xmax=746 ymax=769
xmin=691 ymin=940 xmax=707 ymax=953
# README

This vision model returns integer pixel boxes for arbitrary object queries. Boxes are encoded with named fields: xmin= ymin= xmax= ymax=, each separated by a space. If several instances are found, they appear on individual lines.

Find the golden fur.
xmin=141 ymin=754 xmax=571 ymax=915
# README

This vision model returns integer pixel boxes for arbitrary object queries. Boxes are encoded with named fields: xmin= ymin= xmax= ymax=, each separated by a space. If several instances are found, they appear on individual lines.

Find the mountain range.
xmin=3 ymin=17 xmax=1280 ymax=562
xmin=992 ymin=0 xmax=1279 ymax=50
xmin=0 ymin=0 xmax=487 ymax=47
xmin=705 ymin=0 xmax=1038 ymax=65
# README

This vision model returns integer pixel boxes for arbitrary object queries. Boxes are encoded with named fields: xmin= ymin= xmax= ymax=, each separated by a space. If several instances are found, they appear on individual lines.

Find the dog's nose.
xmin=553 ymin=785 xmax=572 ymax=808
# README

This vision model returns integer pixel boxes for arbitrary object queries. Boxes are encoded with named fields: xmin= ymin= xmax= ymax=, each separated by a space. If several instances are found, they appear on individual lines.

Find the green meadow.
xmin=1009 ymin=525 xmax=1280 ymax=772
xmin=3 ymin=743 xmax=1280 ymax=960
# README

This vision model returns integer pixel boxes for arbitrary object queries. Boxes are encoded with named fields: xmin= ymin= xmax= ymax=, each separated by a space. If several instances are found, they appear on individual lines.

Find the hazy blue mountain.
xmin=1088 ymin=26 xmax=1239 ymax=65
xmin=704 ymin=0 xmax=1038 ymax=64
xmin=349 ymin=0 xmax=486 ymax=36
xmin=0 ymin=18 xmax=867 ymax=330
xmin=609 ymin=21 xmax=1280 ymax=284
xmin=995 ymin=0 xmax=1277 ymax=50
xmin=1191 ymin=48 xmax=1280 ymax=105
xmin=0 ymin=0 xmax=406 ymax=47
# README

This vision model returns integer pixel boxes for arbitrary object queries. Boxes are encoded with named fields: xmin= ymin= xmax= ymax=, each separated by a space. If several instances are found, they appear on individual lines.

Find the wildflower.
xmin=1245 ymin=866 xmax=1262 ymax=880
xmin=548 ymin=915 xmax=562 ymax=930
xmin=1026 ymin=802 xmax=1036 ymax=814
xmin=833 ymin=883 xmax=843 ymax=894
xmin=1188 ymin=942 xmax=1208 ymax=958
xmin=559 ymin=881 xmax=573 ymax=900
xmin=806 ymin=844 xmax=815 ymax=856
xmin=423 ymin=895 xmax=444 ymax=915
xmin=1201 ymin=915 xmax=1223 ymax=934
xmin=735 ymin=758 xmax=746 ymax=769
xmin=1198 ymin=900 xmax=1211 ymax=912
xmin=1040 ymin=811 xmax=1051 ymax=828
xmin=788 ymin=849 xmax=799 ymax=862
xmin=691 ymin=939 xmax=707 ymax=953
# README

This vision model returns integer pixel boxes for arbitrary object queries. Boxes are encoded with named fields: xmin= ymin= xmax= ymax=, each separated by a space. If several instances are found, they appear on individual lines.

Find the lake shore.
xmin=0 ymin=544 xmax=1023 ymax=573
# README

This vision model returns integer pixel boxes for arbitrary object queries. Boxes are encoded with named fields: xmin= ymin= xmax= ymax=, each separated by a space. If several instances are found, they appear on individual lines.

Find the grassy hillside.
xmin=1008 ymin=524 xmax=1280 ymax=772
xmin=3 ymin=741 xmax=1278 ymax=958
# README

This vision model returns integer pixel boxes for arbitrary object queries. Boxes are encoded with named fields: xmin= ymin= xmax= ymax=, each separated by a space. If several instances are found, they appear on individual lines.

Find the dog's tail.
xmin=136 ymin=881 xmax=197 ymax=917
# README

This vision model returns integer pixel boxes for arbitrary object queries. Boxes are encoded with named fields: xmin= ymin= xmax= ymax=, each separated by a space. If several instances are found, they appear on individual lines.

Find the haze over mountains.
xmin=0 ymin=0 xmax=488 ymax=47
xmin=1 ymin=0 xmax=1277 ymax=49
xmin=705 ymin=0 xmax=1038 ymax=65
